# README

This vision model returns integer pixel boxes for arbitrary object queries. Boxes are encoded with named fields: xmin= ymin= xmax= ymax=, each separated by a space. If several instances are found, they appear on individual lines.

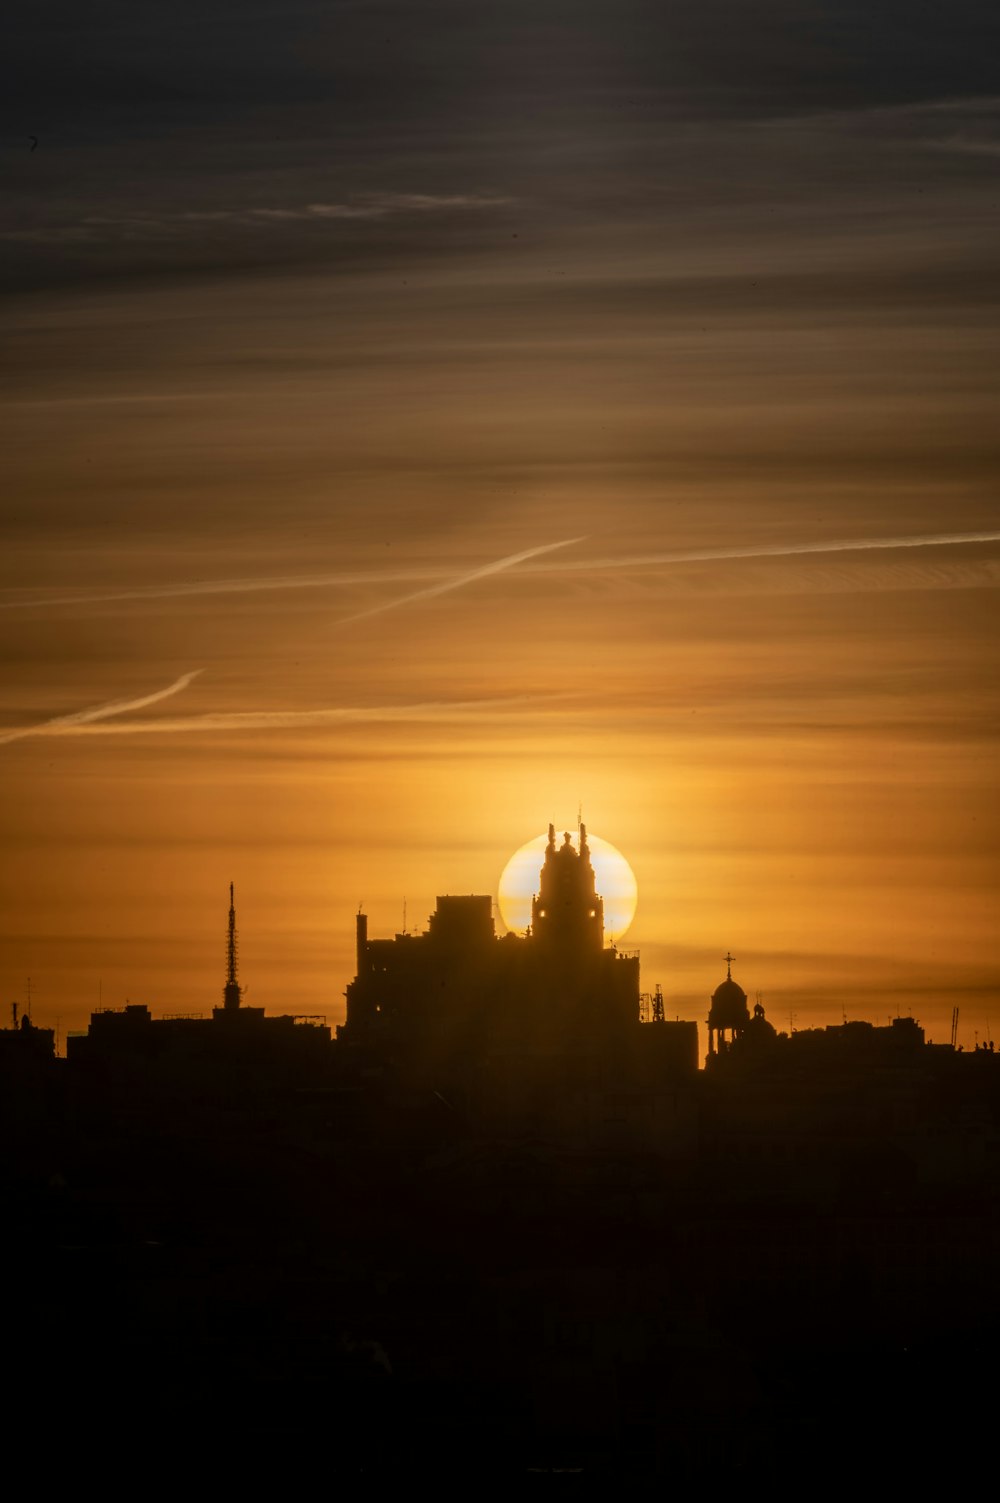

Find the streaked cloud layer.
xmin=1 ymin=0 xmax=997 ymax=1046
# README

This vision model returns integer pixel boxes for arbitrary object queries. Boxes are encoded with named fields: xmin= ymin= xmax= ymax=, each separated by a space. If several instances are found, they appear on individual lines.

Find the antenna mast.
xmin=223 ymin=881 xmax=242 ymax=1011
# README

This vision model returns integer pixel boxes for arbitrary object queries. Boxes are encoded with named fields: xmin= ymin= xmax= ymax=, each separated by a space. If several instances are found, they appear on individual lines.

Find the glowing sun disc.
xmin=497 ymin=830 xmax=638 ymax=941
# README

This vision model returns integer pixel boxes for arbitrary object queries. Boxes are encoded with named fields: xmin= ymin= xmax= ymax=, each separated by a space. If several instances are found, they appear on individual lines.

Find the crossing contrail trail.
xmin=0 ymin=530 xmax=996 ymax=614
xmin=0 ymin=540 xmax=583 ymax=616
xmin=0 ymin=670 xmax=203 ymax=746
xmin=334 ymin=537 xmax=587 ymax=626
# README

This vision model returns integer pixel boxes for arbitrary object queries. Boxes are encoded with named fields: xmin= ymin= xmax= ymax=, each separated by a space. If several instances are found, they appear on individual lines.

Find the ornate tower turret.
xmin=531 ymin=823 xmax=604 ymax=955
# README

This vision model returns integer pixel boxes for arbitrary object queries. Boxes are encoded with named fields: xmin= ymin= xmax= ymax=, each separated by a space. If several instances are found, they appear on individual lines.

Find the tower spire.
xmin=531 ymin=817 xmax=604 ymax=954
xmin=224 ymin=881 xmax=242 ymax=1010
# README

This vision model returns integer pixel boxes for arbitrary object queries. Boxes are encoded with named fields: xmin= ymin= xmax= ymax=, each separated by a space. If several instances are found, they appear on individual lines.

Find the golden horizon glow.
xmin=497 ymin=830 xmax=639 ymax=941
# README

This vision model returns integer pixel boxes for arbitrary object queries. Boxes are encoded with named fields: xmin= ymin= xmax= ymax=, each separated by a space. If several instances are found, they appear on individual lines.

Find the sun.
xmin=497 ymin=829 xmax=638 ymax=941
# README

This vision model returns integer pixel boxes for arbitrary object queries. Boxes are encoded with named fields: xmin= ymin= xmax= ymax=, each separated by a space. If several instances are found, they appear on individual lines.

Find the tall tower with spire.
xmin=531 ymin=823 xmax=604 ymax=955
xmin=223 ymin=882 xmax=242 ymax=1011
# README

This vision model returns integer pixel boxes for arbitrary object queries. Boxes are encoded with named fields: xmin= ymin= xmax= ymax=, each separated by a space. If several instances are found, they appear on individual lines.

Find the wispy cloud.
xmin=0 ymin=194 xmax=513 ymax=245
xmin=928 ymin=135 xmax=1000 ymax=158
xmin=335 ymin=537 xmax=587 ymax=626
xmin=0 ymin=671 xmax=202 ymax=747
xmin=751 ymin=93 xmax=1000 ymax=135
xmin=306 ymin=193 xmax=512 ymax=219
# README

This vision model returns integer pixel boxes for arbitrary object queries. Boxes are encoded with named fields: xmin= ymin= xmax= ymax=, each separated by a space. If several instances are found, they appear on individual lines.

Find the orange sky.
xmin=3 ymin=9 xmax=999 ymax=1053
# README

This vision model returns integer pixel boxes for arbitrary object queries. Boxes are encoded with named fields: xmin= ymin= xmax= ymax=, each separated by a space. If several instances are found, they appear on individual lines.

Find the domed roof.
xmin=708 ymin=954 xmax=750 ymax=1029
xmin=743 ymin=1010 xmax=777 ymax=1047
xmin=712 ymin=976 xmax=747 ymax=1006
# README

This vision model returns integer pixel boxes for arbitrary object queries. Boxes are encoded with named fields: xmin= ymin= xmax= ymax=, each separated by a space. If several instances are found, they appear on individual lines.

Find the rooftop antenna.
xmin=403 ymin=896 xmax=407 ymax=935
xmin=26 ymin=976 xmax=32 ymax=1020
xmin=951 ymin=1006 xmax=959 ymax=1049
xmin=223 ymin=881 xmax=242 ymax=1011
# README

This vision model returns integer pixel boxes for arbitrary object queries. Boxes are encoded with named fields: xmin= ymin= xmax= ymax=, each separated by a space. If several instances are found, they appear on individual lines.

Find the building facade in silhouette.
xmin=340 ymin=825 xmax=698 ymax=1090
xmin=67 ymin=886 xmax=332 ymax=1088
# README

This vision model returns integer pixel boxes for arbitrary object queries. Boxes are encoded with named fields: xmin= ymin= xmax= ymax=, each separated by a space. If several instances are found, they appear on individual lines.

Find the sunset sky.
xmin=3 ymin=3 xmax=998 ymax=1049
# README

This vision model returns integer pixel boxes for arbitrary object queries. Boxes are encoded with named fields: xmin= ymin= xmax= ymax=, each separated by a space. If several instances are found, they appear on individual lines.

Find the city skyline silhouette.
xmin=3 ymin=2 xmax=999 ymax=1480
xmin=4 ymin=833 xmax=997 ymax=1482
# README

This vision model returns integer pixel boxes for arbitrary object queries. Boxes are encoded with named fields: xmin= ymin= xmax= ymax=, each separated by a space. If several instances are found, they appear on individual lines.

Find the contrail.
xmin=1 ymin=530 xmax=996 ymax=616
xmin=0 ymin=540 xmax=584 ymax=616
xmin=0 ymin=568 xmax=440 ymax=612
xmin=0 ymin=670 xmax=202 ymax=747
xmin=334 ymin=537 xmax=587 ymax=626
xmin=34 ymin=695 xmax=548 ymax=738
xmin=519 ymin=529 xmax=1000 ymax=575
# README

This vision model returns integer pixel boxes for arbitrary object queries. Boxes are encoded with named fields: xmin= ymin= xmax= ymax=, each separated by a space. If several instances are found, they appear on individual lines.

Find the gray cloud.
xmin=0 ymin=194 xmax=513 ymax=245
xmin=5 ymin=4 xmax=998 ymax=294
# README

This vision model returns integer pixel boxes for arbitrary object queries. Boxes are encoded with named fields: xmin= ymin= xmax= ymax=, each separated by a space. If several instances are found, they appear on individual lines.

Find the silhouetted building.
xmin=67 ymin=886 xmax=332 ymax=1090
xmin=340 ymin=825 xmax=699 ymax=1141
xmin=341 ymin=825 xmax=641 ymax=1058
xmin=0 ymin=1007 xmax=59 ymax=1180
xmin=706 ymin=952 xmax=749 ymax=1060
xmin=0 ymin=1005 xmax=55 ymax=1068
xmin=7 ymin=844 xmax=1000 ymax=1490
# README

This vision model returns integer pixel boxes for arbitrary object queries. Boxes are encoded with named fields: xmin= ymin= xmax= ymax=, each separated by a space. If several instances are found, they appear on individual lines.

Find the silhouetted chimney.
xmin=356 ymin=911 xmax=369 ymax=976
